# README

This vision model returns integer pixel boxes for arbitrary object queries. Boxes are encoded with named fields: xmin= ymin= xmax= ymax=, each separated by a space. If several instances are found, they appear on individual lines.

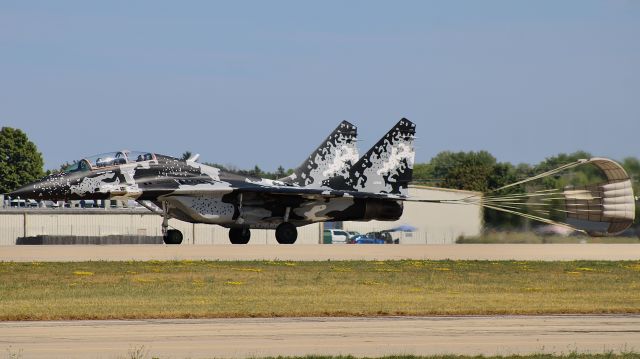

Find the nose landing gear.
xmin=164 ymin=229 xmax=183 ymax=244
xmin=161 ymin=201 xmax=183 ymax=245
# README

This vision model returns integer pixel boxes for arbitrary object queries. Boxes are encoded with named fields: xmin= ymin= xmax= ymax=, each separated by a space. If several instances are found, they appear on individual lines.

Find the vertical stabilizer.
xmin=280 ymin=121 xmax=358 ymax=188
xmin=325 ymin=118 xmax=415 ymax=196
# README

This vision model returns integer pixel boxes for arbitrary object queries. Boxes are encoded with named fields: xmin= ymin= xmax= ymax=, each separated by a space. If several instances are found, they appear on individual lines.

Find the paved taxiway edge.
xmin=1 ymin=243 xmax=640 ymax=262
xmin=1 ymin=315 xmax=639 ymax=359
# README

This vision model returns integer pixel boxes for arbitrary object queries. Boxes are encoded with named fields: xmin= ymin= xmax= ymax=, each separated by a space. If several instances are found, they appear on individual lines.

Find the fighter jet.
xmin=10 ymin=119 xmax=416 ymax=244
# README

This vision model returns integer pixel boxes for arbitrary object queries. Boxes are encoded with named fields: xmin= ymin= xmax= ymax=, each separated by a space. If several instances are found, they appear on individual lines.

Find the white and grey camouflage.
xmin=10 ymin=119 xmax=417 ymax=244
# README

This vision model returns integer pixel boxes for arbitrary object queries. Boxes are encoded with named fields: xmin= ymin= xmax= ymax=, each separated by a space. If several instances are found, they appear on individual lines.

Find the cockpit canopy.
xmin=62 ymin=150 xmax=157 ymax=173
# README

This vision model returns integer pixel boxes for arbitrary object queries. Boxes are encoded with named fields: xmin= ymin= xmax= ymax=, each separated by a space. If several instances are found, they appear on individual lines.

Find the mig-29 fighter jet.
xmin=10 ymin=119 xmax=416 ymax=244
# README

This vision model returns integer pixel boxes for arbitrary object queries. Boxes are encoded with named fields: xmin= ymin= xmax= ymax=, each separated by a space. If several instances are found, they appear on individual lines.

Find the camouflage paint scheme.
xmin=10 ymin=119 xmax=416 ymax=230
xmin=281 ymin=121 xmax=359 ymax=188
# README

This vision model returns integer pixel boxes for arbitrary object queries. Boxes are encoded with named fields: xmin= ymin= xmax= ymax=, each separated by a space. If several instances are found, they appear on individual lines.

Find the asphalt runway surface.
xmin=1 ymin=243 xmax=640 ymax=262
xmin=2 ymin=315 xmax=639 ymax=358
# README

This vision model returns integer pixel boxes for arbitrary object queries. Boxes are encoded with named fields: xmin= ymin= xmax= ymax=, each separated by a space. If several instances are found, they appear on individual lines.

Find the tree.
xmin=275 ymin=165 xmax=287 ymax=178
xmin=412 ymin=163 xmax=435 ymax=184
xmin=181 ymin=151 xmax=193 ymax=161
xmin=533 ymin=151 xmax=598 ymax=189
xmin=534 ymin=151 xmax=592 ymax=173
xmin=429 ymin=151 xmax=498 ymax=192
xmin=0 ymin=127 xmax=45 ymax=194
xmin=422 ymin=150 xmax=528 ymax=229
xmin=248 ymin=165 xmax=263 ymax=177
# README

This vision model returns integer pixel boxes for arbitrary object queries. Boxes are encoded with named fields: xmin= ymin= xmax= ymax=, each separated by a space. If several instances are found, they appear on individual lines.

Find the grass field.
xmin=1 ymin=260 xmax=640 ymax=320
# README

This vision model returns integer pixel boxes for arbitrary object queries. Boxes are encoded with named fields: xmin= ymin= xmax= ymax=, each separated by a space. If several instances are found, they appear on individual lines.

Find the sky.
xmin=1 ymin=1 xmax=639 ymax=171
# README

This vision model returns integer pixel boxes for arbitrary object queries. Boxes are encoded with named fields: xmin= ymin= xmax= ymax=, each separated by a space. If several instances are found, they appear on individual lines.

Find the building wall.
xmin=342 ymin=185 xmax=483 ymax=244
xmin=0 ymin=210 xmax=322 ymax=245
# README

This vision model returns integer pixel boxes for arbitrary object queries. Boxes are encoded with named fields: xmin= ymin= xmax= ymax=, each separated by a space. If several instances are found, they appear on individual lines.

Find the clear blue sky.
xmin=1 ymin=1 xmax=638 ymax=171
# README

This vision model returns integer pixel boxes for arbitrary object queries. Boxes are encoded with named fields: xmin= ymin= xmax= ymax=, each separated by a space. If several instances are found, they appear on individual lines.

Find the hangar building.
xmin=0 ymin=186 xmax=482 ymax=245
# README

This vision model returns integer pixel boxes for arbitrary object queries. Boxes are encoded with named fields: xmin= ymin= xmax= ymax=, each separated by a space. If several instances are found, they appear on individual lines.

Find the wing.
xmin=160 ymin=178 xmax=407 ymax=201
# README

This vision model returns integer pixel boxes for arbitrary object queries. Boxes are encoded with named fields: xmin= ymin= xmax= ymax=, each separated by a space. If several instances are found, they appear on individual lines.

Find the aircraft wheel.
xmin=163 ymin=229 xmax=183 ymax=245
xmin=275 ymin=222 xmax=297 ymax=244
xmin=229 ymin=228 xmax=251 ymax=244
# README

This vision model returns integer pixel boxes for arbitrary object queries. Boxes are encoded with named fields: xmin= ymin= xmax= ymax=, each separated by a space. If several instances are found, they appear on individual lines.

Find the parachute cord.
xmin=452 ymin=160 xmax=588 ymax=203
xmin=409 ymin=194 xmax=591 ymax=234
xmin=481 ymin=203 xmax=587 ymax=234
xmin=478 ymin=201 xmax=556 ymax=207
xmin=487 ymin=159 xmax=588 ymax=194
xmin=481 ymin=190 xmax=563 ymax=200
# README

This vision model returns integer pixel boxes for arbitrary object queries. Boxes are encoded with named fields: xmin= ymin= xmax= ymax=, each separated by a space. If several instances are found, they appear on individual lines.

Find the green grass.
xmin=1 ymin=260 xmax=640 ymax=320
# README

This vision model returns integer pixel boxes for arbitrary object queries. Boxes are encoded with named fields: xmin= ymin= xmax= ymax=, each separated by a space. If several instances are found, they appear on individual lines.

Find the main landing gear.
xmin=275 ymin=222 xmax=297 ymax=244
xmin=227 ymin=223 xmax=298 ymax=244
xmin=274 ymin=207 xmax=297 ymax=244
xmin=161 ymin=201 xmax=183 ymax=245
xmin=229 ymin=227 xmax=251 ymax=244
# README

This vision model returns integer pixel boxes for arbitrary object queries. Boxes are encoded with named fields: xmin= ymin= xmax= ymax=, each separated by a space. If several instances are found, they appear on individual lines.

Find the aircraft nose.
xmin=8 ymin=175 xmax=68 ymax=201
xmin=8 ymin=183 xmax=37 ymax=199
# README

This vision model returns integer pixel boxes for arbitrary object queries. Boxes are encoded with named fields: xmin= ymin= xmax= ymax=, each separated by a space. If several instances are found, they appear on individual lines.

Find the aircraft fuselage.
xmin=10 ymin=155 xmax=403 ymax=229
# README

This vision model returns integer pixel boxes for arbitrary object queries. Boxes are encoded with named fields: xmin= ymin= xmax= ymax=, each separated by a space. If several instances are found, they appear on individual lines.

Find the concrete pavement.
xmin=1 ymin=243 xmax=640 ymax=262
xmin=1 ymin=315 xmax=638 ymax=358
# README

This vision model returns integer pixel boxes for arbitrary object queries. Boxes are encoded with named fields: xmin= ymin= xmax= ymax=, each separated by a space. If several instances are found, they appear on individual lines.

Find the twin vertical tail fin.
xmin=325 ymin=118 xmax=416 ymax=196
xmin=280 ymin=121 xmax=359 ymax=188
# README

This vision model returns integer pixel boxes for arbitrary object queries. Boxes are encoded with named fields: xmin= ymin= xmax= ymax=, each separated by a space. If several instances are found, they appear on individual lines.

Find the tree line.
xmin=180 ymin=151 xmax=294 ymax=180
xmin=414 ymin=150 xmax=640 ymax=192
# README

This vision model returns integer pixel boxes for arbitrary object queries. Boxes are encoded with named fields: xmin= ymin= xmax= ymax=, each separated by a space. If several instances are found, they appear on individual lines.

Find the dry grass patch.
xmin=0 ymin=260 xmax=639 ymax=320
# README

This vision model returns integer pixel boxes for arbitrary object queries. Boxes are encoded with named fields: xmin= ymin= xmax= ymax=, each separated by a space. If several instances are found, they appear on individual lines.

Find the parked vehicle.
xmin=345 ymin=231 xmax=361 ymax=244
xmin=351 ymin=234 xmax=386 ymax=244
xmin=365 ymin=231 xmax=393 ymax=244
xmin=9 ymin=199 xmax=38 ymax=208
xmin=10 ymin=199 xmax=26 ymax=207
xmin=323 ymin=229 xmax=351 ymax=244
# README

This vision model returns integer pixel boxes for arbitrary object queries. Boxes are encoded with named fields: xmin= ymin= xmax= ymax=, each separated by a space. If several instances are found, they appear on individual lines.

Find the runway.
xmin=1 ymin=243 xmax=640 ymax=262
xmin=1 ymin=315 xmax=638 ymax=358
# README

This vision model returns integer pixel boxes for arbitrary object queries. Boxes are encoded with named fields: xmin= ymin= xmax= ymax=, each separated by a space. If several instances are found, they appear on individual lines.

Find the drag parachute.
xmin=562 ymin=158 xmax=635 ymax=236
xmin=418 ymin=157 xmax=636 ymax=236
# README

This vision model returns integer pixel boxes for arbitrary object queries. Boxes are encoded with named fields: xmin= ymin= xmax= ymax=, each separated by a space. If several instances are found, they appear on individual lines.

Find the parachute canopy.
xmin=562 ymin=158 xmax=635 ymax=236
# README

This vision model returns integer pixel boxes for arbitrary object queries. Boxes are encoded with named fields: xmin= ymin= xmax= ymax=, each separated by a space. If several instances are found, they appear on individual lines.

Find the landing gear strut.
xmin=229 ymin=227 xmax=251 ymax=244
xmin=275 ymin=222 xmax=297 ymax=244
xmin=161 ymin=201 xmax=183 ymax=245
